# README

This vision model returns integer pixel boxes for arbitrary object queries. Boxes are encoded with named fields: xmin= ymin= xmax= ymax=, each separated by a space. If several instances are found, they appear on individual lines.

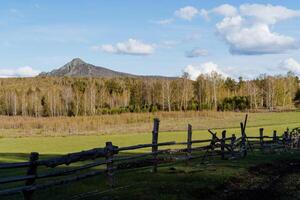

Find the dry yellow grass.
xmin=0 ymin=111 xmax=299 ymax=138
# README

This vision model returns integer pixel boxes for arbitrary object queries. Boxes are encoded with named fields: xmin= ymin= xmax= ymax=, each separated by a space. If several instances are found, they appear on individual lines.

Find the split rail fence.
xmin=0 ymin=116 xmax=299 ymax=200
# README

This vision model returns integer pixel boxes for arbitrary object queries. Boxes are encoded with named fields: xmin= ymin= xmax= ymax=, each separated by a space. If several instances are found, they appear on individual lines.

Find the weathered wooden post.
xmin=23 ymin=152 xmax=39 ymax=200
xmin=283 ymin=131 xmax=289 ymax=149
xmin=105 ymin=142 xmax=115 ymax=187
xmin=240 ymin=122 xmax=247 ymax=157
xmin=259 ymin=128 xmax=264 ymax=150
xmin=284 ymin=131 xmax=288 ymax=141
xmin=273 ymin=130 xmax=277 ymax=143
xmin=289 ymin=132 xmax=293 ymax=145
xmin=211 ymin=132 xmax=216 ymax=152
xmin=231 ymin=134 xmax=236 ymax=157
xmin=152 ymin=118 xmax=160 ymax=173
xmin=186 ymin=124 xmax=192 ymax=164
xmin=286 ymin=128 xmax=291 ymax=146
xmin=221 ymin=130 xmax=226 ymax=159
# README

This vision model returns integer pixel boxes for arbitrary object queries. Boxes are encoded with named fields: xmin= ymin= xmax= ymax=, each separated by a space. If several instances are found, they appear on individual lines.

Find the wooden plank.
xmin=0 ymin=162 xmax=30 ymax=170
xmin=0 ymin=175 xmax=34 ymax=184
xmin=38 ymin=148 xmax=107 ymax=168
xmin=118 ymin=141 xmax=175 ymax=151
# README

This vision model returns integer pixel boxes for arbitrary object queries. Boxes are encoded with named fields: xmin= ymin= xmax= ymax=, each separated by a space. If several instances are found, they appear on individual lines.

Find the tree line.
xmin=0 ymin=72 xmax=299 ymax=117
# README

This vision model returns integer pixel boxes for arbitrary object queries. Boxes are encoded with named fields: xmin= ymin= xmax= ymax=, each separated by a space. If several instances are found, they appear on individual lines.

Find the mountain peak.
xmin=38 ymin=59 xmax=175 ymax=79
xmin=69 ymin=58 xmax=86 ymax=66
xmin=39 ymin=58 xmax=136 ymax=77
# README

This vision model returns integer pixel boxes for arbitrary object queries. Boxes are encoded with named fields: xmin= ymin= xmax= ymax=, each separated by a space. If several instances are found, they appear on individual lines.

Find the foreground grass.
xmin=0 ymin=111 xmax=300 ymax=199
xmin=1 ymin=151 xmax=299 ymax=200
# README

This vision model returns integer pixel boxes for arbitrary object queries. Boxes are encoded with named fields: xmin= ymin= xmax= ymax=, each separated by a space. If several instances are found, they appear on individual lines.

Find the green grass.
xmin=1 ymin=151 xmax=299 ymax=200
xmin=0 ymin=111 xmax=300 ymax=199
xmin=1 ymin=111 xmax=300 ymax=162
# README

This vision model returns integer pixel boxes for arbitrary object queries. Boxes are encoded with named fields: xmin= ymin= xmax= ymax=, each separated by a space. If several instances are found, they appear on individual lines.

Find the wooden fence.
xmin=0 ymin=117 xmax=299 ymax=200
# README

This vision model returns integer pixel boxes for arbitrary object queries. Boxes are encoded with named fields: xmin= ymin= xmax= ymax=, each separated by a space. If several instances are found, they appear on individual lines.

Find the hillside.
xmin=39 ymin=58 xmax=174 ymax=79
xmin=39 ymin=58 xmax=137 ymax=77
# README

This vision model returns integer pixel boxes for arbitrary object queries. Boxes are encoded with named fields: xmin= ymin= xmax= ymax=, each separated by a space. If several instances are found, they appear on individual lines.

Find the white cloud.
xmin=212 ymin=4 xmax=237 ymax=17
xmin=152 ymin=18 xmax=173 ymax=25
xmin=216 ymin=19 xmax=297 ymax=55
xmin=98 ymin=39 xmax=155 ymax=56
xmin=199 ymin=9 xmax=210 ymax=21
xmin=184 ymin=62 xmax=228 ymax=80
xmin=185 ymin=48 xmax=208 ymax=58
xmin=175 ymin=6 xmax=199 ymax=21
xmin=0 ymin=67 xmax=40 ymax=77
xmin=209 ymin=4 xmax=300 ymax=55
xmin=278 ymin=58 xmax=300 ymax=75
xmin=101 ymin=44 xmax=117 ymax=53
xmin=240 ymin=4 xmax=300 ymax=24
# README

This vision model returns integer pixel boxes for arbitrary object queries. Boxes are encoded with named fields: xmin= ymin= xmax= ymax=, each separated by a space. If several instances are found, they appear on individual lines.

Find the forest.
xmin=0 ymin=72 xmax=299 ymax=117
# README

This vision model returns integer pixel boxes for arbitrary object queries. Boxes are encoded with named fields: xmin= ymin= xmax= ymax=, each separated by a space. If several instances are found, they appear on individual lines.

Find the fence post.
xmin=231 ymin=134 xmax=236 ymax=157
xmin=273 ymin=130 xmax=277 ymax=143
xmin=221 ymin=130 xmax=226 ymax=159
xmin=105 ymin=142 xmax=115 ymax=187
xmin=152 ymin=118 xmax=160 ymax=173
xmin=211 ymin=133 xmax=216 ymax=152
xmin=283 ymin=131 xmax=289 ymax=149
xmin=289 ymin=132 xmax=293 ymax=145
xmin=284 ymin=131 xmax=288 ymax=141
xmin=240 ymin=123 xmax=247 ymax=157
xmin=23 ymin=152 xmax=39 ymax=200
xmin=259 ymin=128 xmax=264 ymax=150
xmin=186 ymin=124 xmax=192 ymax=164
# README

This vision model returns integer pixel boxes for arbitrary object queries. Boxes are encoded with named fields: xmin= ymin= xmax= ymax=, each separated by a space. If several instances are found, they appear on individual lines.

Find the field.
xmin=0 ymin=111 xmax=300 ymax=200
xmin=1 ymin=111 xmax=300 ymax=161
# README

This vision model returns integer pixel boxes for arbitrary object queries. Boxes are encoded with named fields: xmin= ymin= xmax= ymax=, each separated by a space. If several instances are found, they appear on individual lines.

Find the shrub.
xmin=294 ymin=89 xmax=300 ymax=108
xmin=219 ymin=96 xmax=250 ymax=111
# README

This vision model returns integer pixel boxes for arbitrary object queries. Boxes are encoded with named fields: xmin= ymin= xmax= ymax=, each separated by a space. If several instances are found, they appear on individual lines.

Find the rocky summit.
xmin=39 ymin=58 xmax=136 ymax=77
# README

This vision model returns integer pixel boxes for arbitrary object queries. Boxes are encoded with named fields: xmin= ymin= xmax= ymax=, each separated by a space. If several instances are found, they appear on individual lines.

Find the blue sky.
xmin=0 ymin=0 xmax=300 ymax=78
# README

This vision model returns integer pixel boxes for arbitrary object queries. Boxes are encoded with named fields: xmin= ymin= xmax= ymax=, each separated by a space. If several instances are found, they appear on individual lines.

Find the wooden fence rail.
xmin=0 ymin=117 xmax=299 ymax=200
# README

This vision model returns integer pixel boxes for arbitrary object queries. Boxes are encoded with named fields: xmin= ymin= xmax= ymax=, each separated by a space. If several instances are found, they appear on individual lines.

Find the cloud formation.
xmin=196 ymin=4 xmax=300 ymax=55
xmin=97 ymin=39 xmax=155 ymax=56
xmin=0 ymin=67 xmax=40 ymax=77
xmin=212 ymin=4 xmax=237 ymax=17
xmin=278 ymin=58 xmax=300 ymax=75
xmin=185 ymin=48 xmax=208 ymax=58
xmin=175 ymin=6 xmax=199 ymax=21
xmin=184 ymin=62 xmax=228 ymax=80
xmin=239 ymin=4 xmax=300 ymax=24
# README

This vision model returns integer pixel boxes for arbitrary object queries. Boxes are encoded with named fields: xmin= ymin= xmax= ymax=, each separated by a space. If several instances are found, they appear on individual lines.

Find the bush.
xmin=219 ymin=96 xmax=250 ymax=111
xmin=150 ymin=104 xmax=158 ymax=113
xmin=188 ymin=101 xmax=198 ymax=111
xmin=294 ymin=89 xmax=300 ymax=108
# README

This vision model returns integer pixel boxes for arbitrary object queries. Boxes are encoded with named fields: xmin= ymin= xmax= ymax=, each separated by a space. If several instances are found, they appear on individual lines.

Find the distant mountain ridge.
xmin=39 ymin=58 xmax=175 ymax=79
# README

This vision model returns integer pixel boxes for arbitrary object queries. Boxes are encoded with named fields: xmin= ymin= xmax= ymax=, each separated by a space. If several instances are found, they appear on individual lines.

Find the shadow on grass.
xmin=0 ymin=151 xmax=299 ymax=200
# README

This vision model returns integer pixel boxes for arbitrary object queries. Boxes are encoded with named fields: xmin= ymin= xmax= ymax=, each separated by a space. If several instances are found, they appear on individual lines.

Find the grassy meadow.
xmin=0 ymin=111 xmax=300 ymax=162
xmin=0 ymin=111 xmax=300 ymax=200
